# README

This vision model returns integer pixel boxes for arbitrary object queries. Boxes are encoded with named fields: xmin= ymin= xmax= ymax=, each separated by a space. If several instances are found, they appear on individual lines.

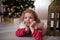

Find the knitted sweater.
xmin=16 ymin=22 xmax=44 ymax=40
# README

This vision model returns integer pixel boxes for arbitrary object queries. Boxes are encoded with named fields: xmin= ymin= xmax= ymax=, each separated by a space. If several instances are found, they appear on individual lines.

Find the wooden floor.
xmin=0 ymin=18 xmax=60 ymax=40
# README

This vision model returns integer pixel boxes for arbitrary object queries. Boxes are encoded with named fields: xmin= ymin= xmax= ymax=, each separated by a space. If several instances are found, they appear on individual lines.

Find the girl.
xmin=16 ymin=9 xmax=45 ymax=40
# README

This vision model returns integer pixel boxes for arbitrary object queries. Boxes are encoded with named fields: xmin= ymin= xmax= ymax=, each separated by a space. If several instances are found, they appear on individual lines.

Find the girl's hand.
xmin=30 ymin=21 xmax=36 ymax=28
xmin=23 ymin=21 xmax=30 ymax=33
xmin=25 ymin=26 xmax=30 ymax=33
xmin=29 ymin=21 xmax=36 ymax=33
xmin=24 ymin=21 xmax=27 ymax=26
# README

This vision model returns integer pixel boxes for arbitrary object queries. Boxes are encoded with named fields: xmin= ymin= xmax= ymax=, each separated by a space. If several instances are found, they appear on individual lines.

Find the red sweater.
xmin=16 ymin=28 xmax=43 ymax=40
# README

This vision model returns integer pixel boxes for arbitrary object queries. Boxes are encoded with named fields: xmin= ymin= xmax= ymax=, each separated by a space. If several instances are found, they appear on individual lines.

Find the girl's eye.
xmin=29 ymin=17 xmax=32 ymax=19
xmin=29 ymin=17 xmax=33 ymax=19
xmin=24 ymin=17 xmax=33 ymax=19
xmin=24 ymin=17 xmax=27 ymax=19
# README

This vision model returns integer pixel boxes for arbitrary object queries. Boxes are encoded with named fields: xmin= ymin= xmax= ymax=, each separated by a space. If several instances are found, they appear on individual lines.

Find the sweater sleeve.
xmin=16 ymin=28 xmax=25 ymax=37
xmin=31 ymin=29 xmax=43 ymax=40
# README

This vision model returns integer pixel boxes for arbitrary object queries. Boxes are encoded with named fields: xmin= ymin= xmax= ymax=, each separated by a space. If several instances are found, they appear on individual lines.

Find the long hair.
xmin=20 ymin=9 xmax=40 ymax=23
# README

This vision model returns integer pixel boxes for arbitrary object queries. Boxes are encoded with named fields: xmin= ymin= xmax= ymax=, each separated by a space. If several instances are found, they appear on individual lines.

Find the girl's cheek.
xmin=23 ymin=21 xmax=25 ymax=24
xmin=24 ymin=21 xmax=27 ymax=24
xmin=30 ymin=19 xmax=34 ymax=23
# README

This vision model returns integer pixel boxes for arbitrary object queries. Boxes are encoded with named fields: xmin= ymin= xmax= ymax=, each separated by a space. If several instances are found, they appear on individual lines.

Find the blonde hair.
xmin=20 ymin=9 xmax=40 ymax=23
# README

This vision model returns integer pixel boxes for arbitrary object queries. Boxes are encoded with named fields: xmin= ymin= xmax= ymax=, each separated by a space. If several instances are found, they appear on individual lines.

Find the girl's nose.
xmin=27 ymin=18 xmax=29 ymax=21
xmin=26 ymin=18 xmax=30 ymax=22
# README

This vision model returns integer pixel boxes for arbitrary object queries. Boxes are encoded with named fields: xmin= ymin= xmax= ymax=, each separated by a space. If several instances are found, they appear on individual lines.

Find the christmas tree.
xmin=2 ymin=0 xmax=34 ymax=18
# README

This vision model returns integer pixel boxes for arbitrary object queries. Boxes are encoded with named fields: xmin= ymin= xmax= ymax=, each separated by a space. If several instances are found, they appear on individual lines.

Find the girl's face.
xmin=24 ymin=13 xmax=34 ymax=26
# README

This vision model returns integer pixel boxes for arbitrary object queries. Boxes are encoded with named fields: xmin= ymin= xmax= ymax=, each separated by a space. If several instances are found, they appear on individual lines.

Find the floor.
xmin=0 ymin=18 xmax=60 ymax=40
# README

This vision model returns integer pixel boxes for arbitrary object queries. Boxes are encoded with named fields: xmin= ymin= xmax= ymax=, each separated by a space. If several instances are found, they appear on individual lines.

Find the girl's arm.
xmin=29 ymin=22 xmax=43 ymax=40
xmin=30 ymin=27 xmax=43 ymax=40
xmin=16 ymin=26 xmax=30 ymax=37
xmin=16 ymin=28 xmax=26 ymax=37
xmin=16 ymin=22 xmax=30 ymax=37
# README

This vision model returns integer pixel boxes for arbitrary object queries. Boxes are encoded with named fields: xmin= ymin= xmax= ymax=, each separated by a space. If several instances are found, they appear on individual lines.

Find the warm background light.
xmin=34 ymin=0 xmax=53 ymax=19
